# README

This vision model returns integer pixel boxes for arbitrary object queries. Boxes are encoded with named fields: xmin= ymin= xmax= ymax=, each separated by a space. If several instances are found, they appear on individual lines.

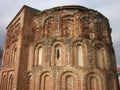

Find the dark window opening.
xmin=57 ymin=49 xmax=60 ymax=60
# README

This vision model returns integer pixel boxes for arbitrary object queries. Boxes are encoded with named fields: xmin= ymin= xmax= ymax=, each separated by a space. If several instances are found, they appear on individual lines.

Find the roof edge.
xmin=6 ymin=5 xmax=41 ymax=29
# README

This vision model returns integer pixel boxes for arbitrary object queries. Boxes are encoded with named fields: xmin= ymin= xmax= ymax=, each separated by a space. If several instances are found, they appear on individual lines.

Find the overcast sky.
xmin=0 ymin=0 xmax=120 ymax=67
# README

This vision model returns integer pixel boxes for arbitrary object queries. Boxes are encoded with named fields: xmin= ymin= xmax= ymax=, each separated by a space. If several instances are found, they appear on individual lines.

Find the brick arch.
xmin=1 ymin=74 xmax=7 ymax=90
xmin=83 ymin=70 xmax=104 ymax=90
xmin=79 ymin=14 xmax=90 ymax=37
xmin=107 ymin=73 xmax=117 ymax=90
xmin=77 ymin=16 xmax=84 ymax=36
xmin=11 ymin=44 xmax=17 ymax=67
xmin=86 ymin=73 xmax=102 ymax=90
xmin=34 ymin=43 xmax=45 ymax=66
xmin=73 ymin=41 xmax=87 ymax=66
xmin=100 ymin=47 xmax=108 ymax=68
xmin=3 ymin=48 xmax=10 ymax=68
xmin=60 ymin=71 xmax=80 ymax=90
xmin=51 ymin=41 xmax=65 ymax=66
xmin=39 ymin=71 xmax=53 ymax=90
xmin=9 ymin=46 xmax=12 ymax=67
xmin=57 ymin=68 xmax=81 ymax=90
xmin=2 ymin=50 xmax=6 ymax=68
xmin=60 ymin=71 xmax=77 ymax=90
xmin=107 ymin=47 xmax=116 ymax=69
xmin=60 ymin=15 xmax=74 ymax=37
xmin=94 ymin=43 xmax=109 ymax=69
xmin=32 ymin=17 xmax=43 ymax=40
xmin=6 ymin=49 xmax=10 ymax=68
xmin=4 ymin=49 xmax=9 ymax=68
xmin=83 ymin=69 xmax=104 ymax=79
xmin=106 ymin=71 xmax=118 ymax=90
xmin=7 ymin=74 xmax=13 ymax=90
xmin=43 ymin=16 xmax=56 ymax=37
xmin=57 ymin=67 xmax=82 ymax=77
xmin=1 ymin=75 xmax=5 ymax=90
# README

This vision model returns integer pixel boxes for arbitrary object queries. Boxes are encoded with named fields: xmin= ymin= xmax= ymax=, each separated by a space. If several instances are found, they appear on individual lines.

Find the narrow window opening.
xmin=57 ymin=49 xmax=60 ymax=59
xmin=76 ymin=45 xmax=83 ymax=66
xmin=13 ymin=48 xmax=17 ymax=67
xmin=38 ymin=47 xmax=42 ymax=65
xmin=55 ymin=45 xmax=61 ymax=61
xmin=96 ymin=49 xmax=101 ymax=67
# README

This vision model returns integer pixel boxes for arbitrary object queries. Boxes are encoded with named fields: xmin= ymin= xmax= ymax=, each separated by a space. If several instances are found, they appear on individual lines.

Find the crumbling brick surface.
xmin=0 ymin=5 xmax=119 ymax=90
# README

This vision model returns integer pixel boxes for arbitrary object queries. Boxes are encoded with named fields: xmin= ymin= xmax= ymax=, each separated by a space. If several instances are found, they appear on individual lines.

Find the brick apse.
xmin=0 ymin=5 xmax=119 ymax=90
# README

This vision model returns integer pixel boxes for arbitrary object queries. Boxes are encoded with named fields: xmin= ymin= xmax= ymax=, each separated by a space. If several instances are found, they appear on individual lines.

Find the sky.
xmin=0 ymin=0 xmax=120 ymax=67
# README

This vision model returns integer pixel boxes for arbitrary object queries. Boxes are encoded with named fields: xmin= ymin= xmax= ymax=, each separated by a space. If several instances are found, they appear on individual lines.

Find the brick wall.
xmin=0 ymin=5 xmax=119 ymax=90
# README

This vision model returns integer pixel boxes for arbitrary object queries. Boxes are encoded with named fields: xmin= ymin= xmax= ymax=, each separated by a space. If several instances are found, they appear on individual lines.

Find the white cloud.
xmin=97 ymin=1 xmax=120 ymax=20
xmin=94 ymin=0 xmax=120 ymax=37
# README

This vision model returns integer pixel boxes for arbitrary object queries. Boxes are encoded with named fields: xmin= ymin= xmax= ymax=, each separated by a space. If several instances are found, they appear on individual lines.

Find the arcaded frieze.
xmin=32 ymin=6 xmax=112 ymax=45
xmin=0 ymin=5 xmax=118 ymax=90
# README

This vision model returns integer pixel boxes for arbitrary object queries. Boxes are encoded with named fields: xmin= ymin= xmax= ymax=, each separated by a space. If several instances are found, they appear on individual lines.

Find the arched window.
xmin=66 ymin=76 xmax=73 ymax=90
xmin=5 ymin=50 xmax=9 ymax=68
xmin=61 ymin=15 xmax=74 ymax=37
xmin=34 ymin=44 xmax=44 ymax=67
xmin=44 ymin=17 xmax=55 ymax=37
xmin=60 ymin=72 xmax=78 ymax=90
xmin=40 ymin=72 xmax=53 ymax=90
xmin=38 ymin=47 xmax=43 ymax=65
xmin=1 ymin=75 xmax=5 ymax=90
xmin=53 ymin=44 xmax=62 ymax=66
xmin=87 ymin=74 xmax=101 ymax=90
xmin=76 ymin=45 xmax=83 ymax=67
xmin=89 ymin=76 xmax=99 ymax=90
xmin=13 ymin=48 xmax=17 ymax=67
xmin=108 ymin=49 xmax=116 ymax=69
xmin=96 ymin=49 xmax=101 ymax=67
xmin=51 ymin=42 xmax=65 ymax=66
xmin=8 ymin=75 xmax=13 ymax=90
xmin=10 ymin=45 xmax=17 ymax=67
xmin=1 ymin=75 xmax=7 ymax=90
xmin=101 ymin=48 xmax=107 ymax=68
xmin=55 ymin=45 xmax=61 ymax=60
xmin=7 ymin=50 xmax=10 ymax=67
xmin=96 ymin=48 xmax=107 ymax=68
xmin=10 ymin=77 xmax=13 ymax=90
xmin=108 ymin=76 xmax=115 ymax=90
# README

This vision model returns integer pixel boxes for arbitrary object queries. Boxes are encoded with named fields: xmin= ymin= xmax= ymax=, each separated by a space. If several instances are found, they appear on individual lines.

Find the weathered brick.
xmin=0 ymin=5 xmax=119 ymax=90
